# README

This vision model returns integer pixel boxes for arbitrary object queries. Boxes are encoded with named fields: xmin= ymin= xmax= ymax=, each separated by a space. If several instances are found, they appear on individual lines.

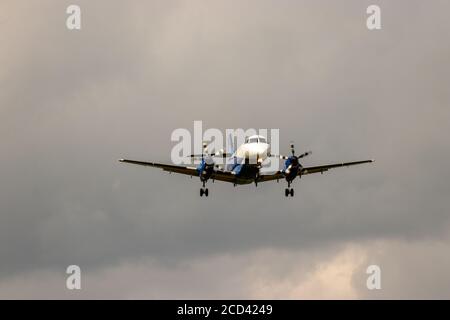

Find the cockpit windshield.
xmin=246 ymin=136 xmax=267 ymax=144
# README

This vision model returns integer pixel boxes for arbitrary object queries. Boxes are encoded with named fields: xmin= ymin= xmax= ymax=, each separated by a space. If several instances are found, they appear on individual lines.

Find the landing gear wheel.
xmin=200 ymin=188 xmax=209 ymax=197
xmin=285 ymin=188 xmax=294 ymax=197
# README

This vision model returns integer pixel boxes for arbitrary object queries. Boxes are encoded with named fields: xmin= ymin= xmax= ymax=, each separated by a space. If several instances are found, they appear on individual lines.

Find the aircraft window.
xmin=249 ymin=138 xmax=258 ymax=143
xmin=259 ymin=137 xmax=266 ymax=143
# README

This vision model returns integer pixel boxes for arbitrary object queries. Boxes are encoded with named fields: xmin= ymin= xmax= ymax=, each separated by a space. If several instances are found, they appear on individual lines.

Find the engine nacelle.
xmin=283 ymin=156 xmax=302 ymax=182
xmin=196 ymin=159 xmax=214 ymax=182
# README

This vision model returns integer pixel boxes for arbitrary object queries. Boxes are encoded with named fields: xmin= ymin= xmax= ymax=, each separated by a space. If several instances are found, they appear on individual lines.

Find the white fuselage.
xmin=223 ymin=135 xmax=270 ymax=172
xmin=235 ymin=141 xmax=269 ymax=164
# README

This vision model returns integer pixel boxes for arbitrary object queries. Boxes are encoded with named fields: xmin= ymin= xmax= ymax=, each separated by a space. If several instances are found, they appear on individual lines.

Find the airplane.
xmin=119 ymin=134 xmax=373 ymax=197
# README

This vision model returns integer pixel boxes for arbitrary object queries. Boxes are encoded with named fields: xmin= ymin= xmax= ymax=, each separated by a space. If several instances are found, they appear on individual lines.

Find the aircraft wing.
xmin=118 ymin=159 xmax=237 ymax=183
xmin=255 ymin=160 xmax=373 ymax=182
xmin=257 ymin=171 xmax=285 ymax=182
xmin=301 ymin=160 xmax=374 ymax=175
xmin=119 ymin=158 xmax=374 ymax=185
xmin=119 ymin=159 xmax=199 ymax=175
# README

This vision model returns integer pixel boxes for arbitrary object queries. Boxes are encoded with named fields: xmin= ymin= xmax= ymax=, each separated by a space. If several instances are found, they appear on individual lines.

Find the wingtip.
xmin=118 ymin=159 xmax=125 ymax=162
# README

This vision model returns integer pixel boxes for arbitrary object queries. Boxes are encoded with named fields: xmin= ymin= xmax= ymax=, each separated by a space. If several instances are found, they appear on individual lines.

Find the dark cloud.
xmin=1 ymin=0 xmax=450 ymax=298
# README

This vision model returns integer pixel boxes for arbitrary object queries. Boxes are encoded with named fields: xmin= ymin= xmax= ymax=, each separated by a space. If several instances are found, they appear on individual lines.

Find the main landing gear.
xmin=200 ymin=181 xmax=209 ymax=197
xmin=200 ymin=188 xmax=209 ymax=197
xmin=284 ymin=181 xmax=294 ymax=197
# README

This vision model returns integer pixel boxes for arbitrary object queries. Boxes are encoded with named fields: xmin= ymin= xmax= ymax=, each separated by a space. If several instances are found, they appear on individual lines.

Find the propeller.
xmin=190 ymin=145 xmax=230 ymax=159
xmin=188 ymin=142 xmax=216 ymax=164
xmin=270 ymin=142 xmax=311 ymax=160
xmin=281 ymin=142 xmax=311 ymax=176
xmin=189 ymin=142 xmax=211 ymax=159
xmin=202 ymin=142 xmax=208 ymax=161
xmin=189 ymin=142 xmax=232 ymax=167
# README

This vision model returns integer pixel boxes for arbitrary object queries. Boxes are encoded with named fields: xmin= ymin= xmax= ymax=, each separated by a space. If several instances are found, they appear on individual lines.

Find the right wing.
xmin=119 ymin=159 xmax=237 ymax=183
xmin=119 ymin=159 xmax=199 ymax=176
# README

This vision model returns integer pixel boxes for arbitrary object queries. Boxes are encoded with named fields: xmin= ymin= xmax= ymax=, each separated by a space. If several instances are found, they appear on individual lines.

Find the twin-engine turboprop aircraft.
xmin=119 ymin=135 xmax=373 ymax=197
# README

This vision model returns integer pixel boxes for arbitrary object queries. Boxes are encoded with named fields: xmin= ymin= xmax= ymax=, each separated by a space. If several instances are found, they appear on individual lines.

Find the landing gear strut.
xmin=200 ymin=181 xmax=209 ymax=197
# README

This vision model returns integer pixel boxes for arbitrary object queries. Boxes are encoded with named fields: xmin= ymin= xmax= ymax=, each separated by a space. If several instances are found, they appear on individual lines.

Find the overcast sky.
xmin=1 ymin=0 xmax=450 ymax=299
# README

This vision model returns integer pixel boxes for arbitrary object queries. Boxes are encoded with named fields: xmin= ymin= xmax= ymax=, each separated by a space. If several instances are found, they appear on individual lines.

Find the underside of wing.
xmin=257 ymin=171 xmax=285 ymax=182
xmin=119 ymin=159 xmax=199 ymax=176
xmin=211 ymin=171 xmax=236 ymax=183
xmin=119 ymin=158 xmax=374 ymax=185
xmin=301 ymin=160 xmax=374 ymax=175
xmin=120 ymin=159 xmax=238 ymax=184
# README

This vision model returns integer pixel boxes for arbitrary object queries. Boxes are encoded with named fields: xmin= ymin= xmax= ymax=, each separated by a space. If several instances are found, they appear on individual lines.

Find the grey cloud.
xmin=1 ymin=0 xmax=450 ymax=298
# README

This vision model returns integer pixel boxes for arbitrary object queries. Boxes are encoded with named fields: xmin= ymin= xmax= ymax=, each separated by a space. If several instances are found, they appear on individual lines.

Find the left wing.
xmin=255 ymin=160 xmax=373 ymax=182
xmin=301 ymin=160 xmax=374 ymax=175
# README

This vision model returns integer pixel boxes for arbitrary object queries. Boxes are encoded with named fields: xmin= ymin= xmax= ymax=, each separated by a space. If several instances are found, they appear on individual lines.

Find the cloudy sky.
xmin=1 ymin=0 xmax=450 ymax=299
